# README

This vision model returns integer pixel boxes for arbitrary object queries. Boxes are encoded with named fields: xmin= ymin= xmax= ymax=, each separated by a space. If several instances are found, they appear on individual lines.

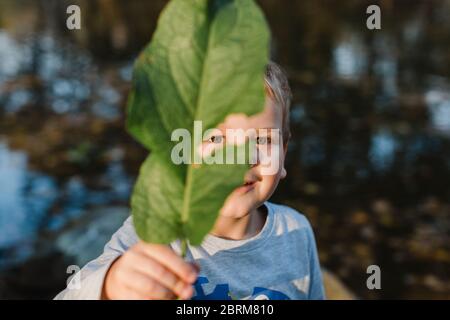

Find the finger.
xmin=125 ymin=271 xmax=176 ymax=300
xmin=108 ymin=283 xmax=145 ymax=300
xmin=122 ymin=289 xmax=147 ymax=300
xmin=126 ymin=250 xmax=191 ymax=298
xmin=137 ymin=243 xmax=198 ymax=284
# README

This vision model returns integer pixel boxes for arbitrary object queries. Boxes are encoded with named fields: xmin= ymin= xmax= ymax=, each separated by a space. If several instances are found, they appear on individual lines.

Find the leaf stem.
xmin=180 ymin=238 xmax=188 ymax=258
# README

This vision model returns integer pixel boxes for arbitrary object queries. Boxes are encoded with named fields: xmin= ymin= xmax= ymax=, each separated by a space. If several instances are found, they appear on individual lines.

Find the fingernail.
xmin=181 ymin=285 xmax=193 ymax=299
xmin=188 ymin=271 xmax=198 ymax=283
xmin=188 ymin=264 xmax=199 ymax=282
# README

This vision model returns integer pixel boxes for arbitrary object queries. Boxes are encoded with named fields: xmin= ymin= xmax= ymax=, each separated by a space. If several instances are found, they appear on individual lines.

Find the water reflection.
xmin=0 ymin=140 xmax=133 ymax=269
xmin=0 ymin=29 xmax=126 ymax=120
xmin=425 ymin=81 xmax=450 ymax=135
xmin=333 ymin=33 xmax=368 ymax=81
xmin=369 ymin=129 xmax=397 ymax=172
xmin=0 ymin=142 xmax=56 ymax=248
xmin=373 ymin=34 xmax=398 ymax=100
xmin=0 ymin=31 xmax=25 ymax=80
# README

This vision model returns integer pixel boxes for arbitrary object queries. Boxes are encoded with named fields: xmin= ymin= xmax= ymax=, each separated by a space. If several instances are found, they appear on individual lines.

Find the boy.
xmin=55 ymin=62 xmax=325 ymax=300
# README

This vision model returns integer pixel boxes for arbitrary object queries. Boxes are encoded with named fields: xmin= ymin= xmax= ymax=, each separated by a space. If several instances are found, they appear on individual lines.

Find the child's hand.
xmin=102 ymin=241 xmax=199 ymax=300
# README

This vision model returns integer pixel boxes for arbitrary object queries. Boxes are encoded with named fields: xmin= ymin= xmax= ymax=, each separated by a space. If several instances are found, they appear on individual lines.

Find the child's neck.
xmin=209 ymin=206 xmax=267 ymax=240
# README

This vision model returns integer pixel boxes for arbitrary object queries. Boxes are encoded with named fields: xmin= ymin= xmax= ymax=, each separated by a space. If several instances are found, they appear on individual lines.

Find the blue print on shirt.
xmin=192 ymin=276 xmax=290 ymax=300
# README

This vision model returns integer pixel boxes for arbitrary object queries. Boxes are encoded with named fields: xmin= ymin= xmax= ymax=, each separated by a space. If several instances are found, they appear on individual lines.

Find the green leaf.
xmin=127 ymin=0 xmax=270 ymax=246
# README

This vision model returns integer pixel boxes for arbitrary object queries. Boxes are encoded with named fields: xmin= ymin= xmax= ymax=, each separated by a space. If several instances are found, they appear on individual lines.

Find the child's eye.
xmin=208 ymin=135 xmax=224 ymax=144
xmin=256 ymin=136 xmax=271 ymax=145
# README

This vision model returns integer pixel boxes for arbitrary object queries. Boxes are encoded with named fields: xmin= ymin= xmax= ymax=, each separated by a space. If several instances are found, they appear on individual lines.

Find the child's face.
xmin=205 ymin=96 xmax=287 ymax=219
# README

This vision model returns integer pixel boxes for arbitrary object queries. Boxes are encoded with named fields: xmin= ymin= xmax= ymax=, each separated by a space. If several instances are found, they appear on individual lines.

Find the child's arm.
xmin=53 ymin=216 xmax=138 ymax=299
xmin=54 ymin=216 xmax=198 ymax=300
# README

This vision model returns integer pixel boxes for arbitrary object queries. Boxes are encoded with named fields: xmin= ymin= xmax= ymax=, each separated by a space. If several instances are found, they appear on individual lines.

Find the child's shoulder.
xmin=266 ymin=201 xmax=313 ymax=232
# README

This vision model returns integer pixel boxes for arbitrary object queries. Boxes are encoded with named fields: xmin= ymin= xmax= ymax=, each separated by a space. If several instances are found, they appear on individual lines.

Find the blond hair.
xmin=264 ymin=61 xmax=293 ymax=143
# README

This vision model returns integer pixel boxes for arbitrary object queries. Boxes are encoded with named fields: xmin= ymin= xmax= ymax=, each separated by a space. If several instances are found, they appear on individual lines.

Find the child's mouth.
xmin=235 ymin=181 xmax=257 ymax=194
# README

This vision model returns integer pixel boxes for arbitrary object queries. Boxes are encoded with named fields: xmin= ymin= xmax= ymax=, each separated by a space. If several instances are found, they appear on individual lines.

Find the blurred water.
xmin=0 ymin=142 xmax=56 ymax=248
xmin=0 ymin=32 xmax=26 ymax=81
xmin=369 ymin=129 xmax=397 ymax=172
xmin=425 ymin=83 xmax=450 ymax=135
xmin=0 ymin=22 xmax=135 ymax=269
xmin=0 ymin=139 xmax=133 ymax=268
xmin=0 ymin=29 xmax=125 ymax=119
xmin=333 ymin=33 xmax=368 ymax=81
